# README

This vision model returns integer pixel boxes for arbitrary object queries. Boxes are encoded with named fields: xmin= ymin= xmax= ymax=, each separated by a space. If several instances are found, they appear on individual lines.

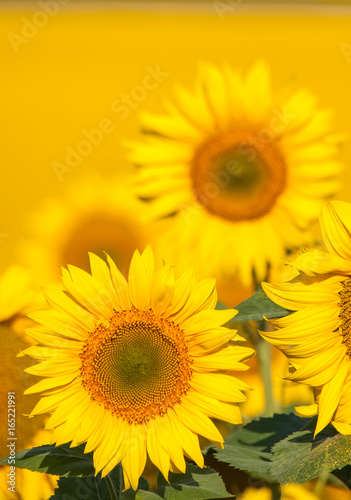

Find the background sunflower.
xmin=0 ymin=267 xmax=56 ymax=500
xmin=20 ymin=174 xmax=151 ymax=285
xmin=2 ymin=2 xmax=351 ymax=277
xmin=130 ymin=60 xmax=343 ymax=288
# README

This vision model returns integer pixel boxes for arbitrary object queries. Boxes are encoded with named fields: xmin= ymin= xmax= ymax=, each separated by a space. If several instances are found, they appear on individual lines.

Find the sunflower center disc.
xmin=191 ymin=130 xmax=286 ymax=221
xmin=339 ymin=278 xmax=351 ymax=357
xmin=80 ymin=308 xmax=192 ymax=423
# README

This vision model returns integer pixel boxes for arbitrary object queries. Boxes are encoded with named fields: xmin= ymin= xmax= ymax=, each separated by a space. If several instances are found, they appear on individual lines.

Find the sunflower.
xmin=0 ymin=266 xmax=56 ymax=500
xmin=262 ymin=200 xmax=351 ymax=436
xmin=239 ymin=348 xmax=313 ymax=419
xmin=129 ymin=61 xmax=343 ymax=288
xmin=239 ymin=484 xmax=329 ymax=500
xmin=0 ymin=266 xmax=44 ymax=323
xmin=21 ymin=174 xmax=150 ymax=285
xmin=239 ymin=487 xmax=272 ymax=500
xmin=23 ymin=247 xmax=254 ymax=489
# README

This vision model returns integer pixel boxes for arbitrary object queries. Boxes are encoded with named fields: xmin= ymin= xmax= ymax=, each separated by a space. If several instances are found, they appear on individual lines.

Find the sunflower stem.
xmin=105 ymin=464 xmax=122 ymax=500
xmin=257 ymin=320 xmax=275 ymax=417
xmin=313 ymin=470 xmax=329 ymax=497
xmin=271 ymin=483 xmax=281 ymax=500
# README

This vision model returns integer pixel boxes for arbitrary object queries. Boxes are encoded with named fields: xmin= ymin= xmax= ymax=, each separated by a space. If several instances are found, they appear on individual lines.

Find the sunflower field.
xmin=2 ymin=1 xmax=351 ymax=499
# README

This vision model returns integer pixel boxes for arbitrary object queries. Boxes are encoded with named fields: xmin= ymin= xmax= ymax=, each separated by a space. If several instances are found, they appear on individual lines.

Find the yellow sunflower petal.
xmin=93 ymin=414 xmax=126 ymax=471
xmin=321 ymin=201 xmax=351 ymax=260
xmin=263 ymin=203 xmax=351 ymax=434
xmin=262 ymin=281 xmax=338 ymax=311
xmin=62 ymin=266 xmax=113 ymax=320
xmin=292 ymin=249 xmax=351 ymax=277
xmin=150 ymin=265 xmax=175 ymax=315
xmin=314 ymin=358 xmax=349 ymax=436
xmin=295 ymin=404 xmax=318 ymax=418
xmin=147 ymin=419 xmax=171 ymax=480
xmin=167 ymin=409 xmax=204 ymax=468
xmin=332 ymin=421 xmax=351 ymax=435
xmin=128 ymin=250 xmax=150 ymax=309
xmin=105 ymin=252 xmax=131 ymax=310
xmin=190 ymin=372 xmax=248 ymax=403
xmin=152 ymin=415 xmax=186 ymax=474
xmin=28 ymin=309 xmax=91 ymax=340
xmin=165 ymin=266 xmax=196 ymax=316
xmin=201 ymin=62 xmax=230 ymax=129
xmin=244 ymin=60 xmax=272 ymax=123
xmin=174 ymin=401 xmax=224 ymax=446
xmin=24 ymin=373 xmax=78 ymax=395
xmin=188 ymin=327 xmax=237 ymax=352
xmin=120 ymin=425 xmax=147 ymax=489
xmin=185 ymin=391 xmax=242 ymax=425
xmin=182 ymin=308 xmax=236 ymax=335
xmin=192 ymin=345 xmax=255 ymax=371
xmin=287 ymin=343 xmax=345 ymax=386
xmin=171 ymin=278 xmax=217 ymax=323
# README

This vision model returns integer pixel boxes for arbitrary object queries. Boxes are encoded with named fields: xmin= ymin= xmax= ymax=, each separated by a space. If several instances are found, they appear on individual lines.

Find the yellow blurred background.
xmin=1 ymin=0 xmax=351 ymax=274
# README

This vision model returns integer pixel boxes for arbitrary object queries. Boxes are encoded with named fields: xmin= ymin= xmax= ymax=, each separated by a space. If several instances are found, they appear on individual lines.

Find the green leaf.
xmin=233 ymin=289 xmax=291 ymax=322
xmin=123 ymin=465 xmax=229 ymax=499
xmin=123 ymin=490 xmax=160 ymax=500
xmin=49 ymin=474 xmax=109 ymax=499
xmin=271 ymin=420 xmax=351 ymax=484
xmin=331 ymin=465 xmax=351 ymax=489
xmin=214 ymin=413 xmax=307 ymax=482
xmin=106 ymin=463 xmax=124 ymax=498
xmin=123 ymin=465 xmax=230 ymax=499
xmin=122 ymin=477 xmax=151 ymax=499
xmin=214 ymin=444 xmax=273 ymax=482
xmin=160 ymin=465 xmax=229 ymax=499
xmin=0 ymin=443 xmax=95 ymax=477
xmin=53 ymin=468 xmax=229 ymax=500
xmin=49 ymin=466 xmax=149 ymax=500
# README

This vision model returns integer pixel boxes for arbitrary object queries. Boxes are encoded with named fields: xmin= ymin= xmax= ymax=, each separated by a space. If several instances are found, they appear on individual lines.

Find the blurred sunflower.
xmin=0 ymin=266 xmax=42 ymax=324
xmin=0 ymin=266 xmax=56 ymax=500
xmin=129 ymin=61 xmax=343 ymax=288
xmin=23 ymin=247 xmax=254 ymax=490
xmin=21 ymin=174 xmax=150 ymax=285
xmin=262 ymin=200 xmax=351 ymax=436
xmin=239 ymin=487 xmax=272 ymax=500
xmin=239 ymin=483 xmax=340 ymax=500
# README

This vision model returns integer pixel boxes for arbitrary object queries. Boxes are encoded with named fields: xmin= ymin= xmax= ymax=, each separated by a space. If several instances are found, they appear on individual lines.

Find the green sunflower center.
xmin=191 ymin=130 xmax=286 ymax=221
xmin=339 ymin=278 xmax=351 ymax=357
xmin=80 ymin=308 xmax=192 ymax=424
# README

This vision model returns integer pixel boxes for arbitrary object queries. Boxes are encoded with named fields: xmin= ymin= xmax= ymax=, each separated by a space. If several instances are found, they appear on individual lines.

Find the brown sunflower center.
xmin=80 ymin=308 xmax=192 ymax=424
xmin=339 ymin=278 xmax=351 ymax=357
xmin=190 ymin=130 xmax=286 ymax=222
